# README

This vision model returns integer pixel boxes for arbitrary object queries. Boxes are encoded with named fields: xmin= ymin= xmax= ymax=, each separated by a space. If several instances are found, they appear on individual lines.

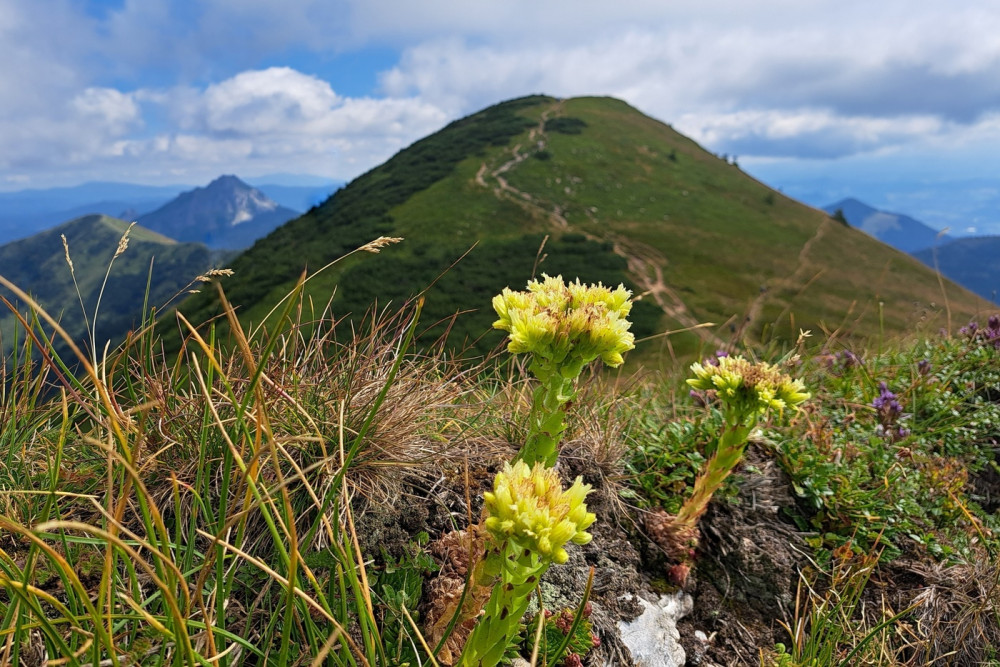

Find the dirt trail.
xmin=740 ymin=217 xmax=831 ymax=338
xmin=473 ymin=99 xmax=721 ymax=345
xmin=475 ymin=102 xmax=569 ymax=229
xmin=613 ymin=236 xmax=726 ymax=347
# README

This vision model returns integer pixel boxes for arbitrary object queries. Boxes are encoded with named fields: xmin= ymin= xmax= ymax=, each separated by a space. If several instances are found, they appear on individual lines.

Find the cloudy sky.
xmin=3 ymin=0 xmax=1000 ymax=232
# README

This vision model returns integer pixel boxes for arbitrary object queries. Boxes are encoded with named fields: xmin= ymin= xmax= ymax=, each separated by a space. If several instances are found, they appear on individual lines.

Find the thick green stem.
xmin=460 ymin=544 xmax=549 ymax=666
xmin=516 ymin=368 xmax=576 ymax=467
xmin=674 ymin=419 xmax=753 ymax=528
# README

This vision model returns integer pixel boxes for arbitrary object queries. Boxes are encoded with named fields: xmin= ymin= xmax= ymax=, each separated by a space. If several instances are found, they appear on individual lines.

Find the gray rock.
xmin=616 ymin=592 xmax=693 ymax=667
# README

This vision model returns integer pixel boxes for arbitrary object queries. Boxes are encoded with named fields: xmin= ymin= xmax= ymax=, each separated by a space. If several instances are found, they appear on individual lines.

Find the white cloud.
xmin=4 ymin=0 xmax=1000 ymax=190
xmin=200 ymin=68 xmax=342 ymax=134
xmin=72 ymin=88 xmax=142 ymax=134
xmin=164 ymin=68 xmax=450 ymax=168
xmin=367 ymin=5 xmax=1000 ymax=163
xmin=0 ymin=66 xmax=450 ymax=187
xmin=676 ymin=109 xmax=946 ymax=159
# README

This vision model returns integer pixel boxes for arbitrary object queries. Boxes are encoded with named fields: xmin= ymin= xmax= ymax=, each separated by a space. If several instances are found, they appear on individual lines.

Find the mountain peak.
xmin=826 ymin=197 xmax=873 ymax=214
xmin=137 ymin=175 xmax=298 ymax=249
xmin=176 ymin=94 xmax=986 ymax=356
xmin=206 ymin=174 xmax=250 ymax=190
xmin=822 ymin=198 xmax=949 ymax=253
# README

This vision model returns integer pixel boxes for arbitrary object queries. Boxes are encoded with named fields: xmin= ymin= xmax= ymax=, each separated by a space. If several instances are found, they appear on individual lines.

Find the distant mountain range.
xmin=823 ymin=197 xmax=998 ymax=303
xmin=0 ymin=175 xmax=315 ymax=356
xmin=913 ymin=238 xmax=1000 ymax=303
xmin=0 ymin=177 xmax=339 ymax=246
xmin=823 ymin=198 xmax=950 ymax=253
xmin=137 ymin=175 xmax=300 ymax=250
xmin=2 ymin=100 xmax=992 ymax=364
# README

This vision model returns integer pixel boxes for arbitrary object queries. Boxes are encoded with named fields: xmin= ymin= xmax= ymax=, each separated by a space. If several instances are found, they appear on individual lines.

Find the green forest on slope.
xmin=0 ymin=215 xmax=212 ymax=357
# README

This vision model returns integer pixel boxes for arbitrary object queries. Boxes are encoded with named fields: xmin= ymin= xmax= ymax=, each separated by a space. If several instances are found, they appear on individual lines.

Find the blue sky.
xmin=4 ymin=0 xmax=1000 ymax=232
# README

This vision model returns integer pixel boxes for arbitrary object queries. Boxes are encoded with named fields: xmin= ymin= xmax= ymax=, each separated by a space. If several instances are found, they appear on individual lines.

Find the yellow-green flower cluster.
xmin=492 ymin=274 xmax=635 ymax=368
xmin=483 ymin=461 xmax=596 ymax=565
xmin=687 ymin=355 xmax=810 ymax=418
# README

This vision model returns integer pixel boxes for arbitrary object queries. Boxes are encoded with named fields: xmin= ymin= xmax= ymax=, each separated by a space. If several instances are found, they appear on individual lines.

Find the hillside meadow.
xmin=1 ymin=233 xmax=999 ymax=666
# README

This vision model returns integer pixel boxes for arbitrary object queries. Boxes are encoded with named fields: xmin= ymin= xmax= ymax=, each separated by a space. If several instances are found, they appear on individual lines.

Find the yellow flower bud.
xmin=491 ymin=274 xmax=635 ymax=369
xmin=482 ymin=461 xmax=594 ymax=562
xmin=687 ymin=355 xmax=810 ymax=420
xmin=549 ymin=520 xmax=576 ymax=545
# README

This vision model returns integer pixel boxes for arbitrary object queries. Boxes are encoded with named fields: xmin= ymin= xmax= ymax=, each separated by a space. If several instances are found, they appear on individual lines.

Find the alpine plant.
xmin=648 ymin=355 xmax=809 ymax=581
xmin=458 ymin=461 xmax=596 ymax=666
xmin=492 ymin=274 xmax=635 ymax=467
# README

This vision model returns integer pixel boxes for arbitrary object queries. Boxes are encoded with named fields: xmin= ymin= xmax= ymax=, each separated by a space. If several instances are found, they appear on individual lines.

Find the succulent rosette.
xmin=492 ymin=275 xmax=635 ymax=466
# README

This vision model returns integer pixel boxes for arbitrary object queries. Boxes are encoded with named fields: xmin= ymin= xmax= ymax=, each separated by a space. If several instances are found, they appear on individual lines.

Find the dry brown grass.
xmin=909 ymin=556 xmax=1000 ymax=664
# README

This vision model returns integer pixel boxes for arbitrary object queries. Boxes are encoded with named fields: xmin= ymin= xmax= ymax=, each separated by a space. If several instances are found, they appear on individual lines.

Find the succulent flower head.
xmin=687 ymin=355 xmax=809 ymax=419
xmin=482 ymin=461 xmax=596 ymax=564
xmin=492 ymin=274 xmax=635 ymax=368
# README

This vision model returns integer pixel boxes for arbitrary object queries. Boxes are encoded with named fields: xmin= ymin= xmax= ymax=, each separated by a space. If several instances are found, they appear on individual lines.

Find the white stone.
xmin=616 ymin=592 xmax=693 ymax=667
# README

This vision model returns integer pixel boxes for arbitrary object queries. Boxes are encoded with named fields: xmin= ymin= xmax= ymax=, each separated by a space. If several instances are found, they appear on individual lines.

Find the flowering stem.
xmin=491 ymin=275 xmax=636 ymax=467
xmin=517 ymin=369 xmax=576 ymax=467
xmin=456 ymin=462 xmax=596 ymax=666
xmin=460 ymin=545 xmax=548 ymax=666
xmin=674 ymin=418 xmax=753 ymax=529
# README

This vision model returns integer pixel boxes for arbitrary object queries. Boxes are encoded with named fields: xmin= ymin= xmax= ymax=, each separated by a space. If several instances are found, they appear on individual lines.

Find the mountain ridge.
xmin=0 ymin=177 xmax=335 ymax=246
xmin=822 ymin=197 xmax=950 ymax=253
xmin=172 ymin=95 xmax=989 ymax=361
xmin=0 ymin=214 xmax=214 ymax=356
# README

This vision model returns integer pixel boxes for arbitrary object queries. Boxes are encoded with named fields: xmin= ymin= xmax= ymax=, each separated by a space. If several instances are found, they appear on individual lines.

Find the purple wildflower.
xmin=987 ymin=315 xmax=1000 ymax=349
xmin=917 ymin=359 xmax=932 ymax=376
xmin=823 ymin=349 xmax=861 ymax=374
xmin=704 ymin=349 xmax=729 ymax=367
xmin=960 ymin=321 xmax=979 ymax=337
xmin=961 ymin=314 xmax=1000 ymax=349
xmin=690 ymin=388 xmax=716 ymax=408
xmin=872 ymin=382 xmax=908 ymax=442
xmin=872 ymin=382 xmax=901 ymax=418
xmin=690 ymin=389 xmax=708 ymax=408
xmin=836 ymin=349 xmax=860 ymax=368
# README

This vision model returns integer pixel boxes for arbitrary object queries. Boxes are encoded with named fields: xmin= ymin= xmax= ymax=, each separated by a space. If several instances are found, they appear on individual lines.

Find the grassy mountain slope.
xmin=0 ymin=214 xmax=213 ymax=355
xmin=176 ymin=96 xmax=988 ymax=361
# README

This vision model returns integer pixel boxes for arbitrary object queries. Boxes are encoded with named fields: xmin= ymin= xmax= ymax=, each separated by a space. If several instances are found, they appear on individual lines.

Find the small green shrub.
xmin=544 ymin=117 xmax=588 ymax=135
xmin=622 ymin=407 xmax=721 ymax=513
